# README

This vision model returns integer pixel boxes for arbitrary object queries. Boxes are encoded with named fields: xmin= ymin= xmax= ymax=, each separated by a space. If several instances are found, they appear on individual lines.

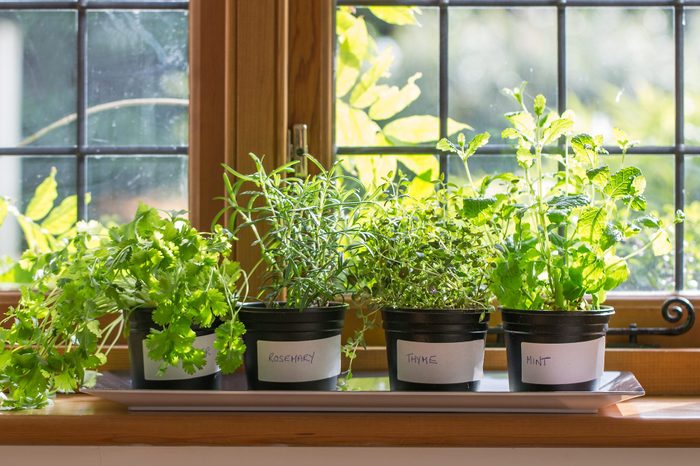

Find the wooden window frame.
xmin=1 ymin=2 xmax=699 ymax=395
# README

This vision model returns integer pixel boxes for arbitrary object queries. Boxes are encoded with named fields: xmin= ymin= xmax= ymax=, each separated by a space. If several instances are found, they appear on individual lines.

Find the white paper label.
xmin=396 ymin=339 xmax=485 ymax=384
xmin=521 ymin=337 xmax=605 ymax=385
xmin=143 ymin=332 xmax=219 ymax=381
xmin=257 ymin=335 xmax=341 ymax=383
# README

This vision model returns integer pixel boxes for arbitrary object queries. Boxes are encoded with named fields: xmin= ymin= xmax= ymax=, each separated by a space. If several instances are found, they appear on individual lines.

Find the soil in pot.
xmin=127 ymin=308 xmax=222 ymax=390
xmin=239 ymin=302 xmax=347 ymax=390
xmin=501 ymin=307 xmax=614 ymax=392
xmin=382 ymin=308 xmax=490 ymax=391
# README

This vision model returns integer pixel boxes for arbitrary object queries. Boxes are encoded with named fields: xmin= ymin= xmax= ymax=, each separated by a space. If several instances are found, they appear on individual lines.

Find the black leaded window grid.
xmin=335 ymin=0 xmax=700 ymax=295
xmin=0 ymin=0 xmax=189 ymax=222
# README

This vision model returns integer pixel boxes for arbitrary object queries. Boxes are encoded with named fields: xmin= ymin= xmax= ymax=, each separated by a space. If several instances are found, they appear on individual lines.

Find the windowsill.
xmin=0 ymin=394 xmax=699 ymax=447
xmin=0 ymin=347 xmax=698 ymax=446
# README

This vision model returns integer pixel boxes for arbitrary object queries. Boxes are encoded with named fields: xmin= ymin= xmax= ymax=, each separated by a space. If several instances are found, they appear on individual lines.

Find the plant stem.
xmin=18 ymin=98 xmax=188 ymax=147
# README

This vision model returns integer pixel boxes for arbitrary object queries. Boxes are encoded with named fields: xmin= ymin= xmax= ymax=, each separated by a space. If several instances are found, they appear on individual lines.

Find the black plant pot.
xmin=239 ymin=302 xmax=347 ymax=390
xmin=501 ymin=307 xmax=614 ymax=392
xmin=382 ymin=308 xmax=490 ymax=391
xmin=127 ymin=308 xmax=222 ymax=390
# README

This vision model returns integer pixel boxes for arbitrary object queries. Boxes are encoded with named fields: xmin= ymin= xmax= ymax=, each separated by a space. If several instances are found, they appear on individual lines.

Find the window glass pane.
xmin=337 ymin=154 xmax=438 ymax=195
xmin=684 ymin=156 xmax=700 ymax=290
xmin=567 ymin=8 xmax=674 ymax=146
xmin=87 ymin=10 xmax=189 ymax=147
xmin=0 ymin=11 xmax=76 ymax=147
xmin=449 ymin=8 xmax=557 ymax=143
xmin=86 ymin=155 xmax=187 ymax=223
xmin=686 ymin=8 xmax=700 ymax=146
xmin=611 ymin=155 xmax=675 ymax=292
xmin=0 ymin=156 xmax=76 ymax=286
xmin=336 ymin=6 xmax=439 ymax=147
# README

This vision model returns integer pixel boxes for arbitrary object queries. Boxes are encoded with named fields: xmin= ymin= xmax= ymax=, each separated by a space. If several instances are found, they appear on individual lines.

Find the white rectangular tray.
xmin=83 ymin=371 xmax=644 ymax=414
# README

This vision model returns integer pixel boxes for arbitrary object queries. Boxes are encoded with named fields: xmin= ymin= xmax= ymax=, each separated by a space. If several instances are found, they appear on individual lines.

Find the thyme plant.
xmin=352 ymin=178 xmax=494 ymax=311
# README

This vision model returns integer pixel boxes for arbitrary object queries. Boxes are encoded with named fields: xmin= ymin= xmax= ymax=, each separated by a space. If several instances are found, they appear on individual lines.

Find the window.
xmin=335 ymin=0 xmax=700 ymax=294
xmin=0 ymin=0 xmax=189 ymax=287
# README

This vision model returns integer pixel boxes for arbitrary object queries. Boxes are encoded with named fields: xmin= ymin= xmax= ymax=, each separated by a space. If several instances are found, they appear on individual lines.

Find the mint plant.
xmin=439 ymin=84 xmax=681 ymax=311
xmin=0 ymin=204 xmax=245 ymax=409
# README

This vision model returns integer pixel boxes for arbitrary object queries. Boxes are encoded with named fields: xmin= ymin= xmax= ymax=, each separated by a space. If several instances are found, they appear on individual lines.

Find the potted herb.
xmin=0 ymin=204 xmax=246 ymax=408
xmin=442 ymin=85 xmax=681 ymax=391
xmin=218 ymin=154 xmax=365 ymax=390
xmin=353 ymin=162 xmax=495 ymax=391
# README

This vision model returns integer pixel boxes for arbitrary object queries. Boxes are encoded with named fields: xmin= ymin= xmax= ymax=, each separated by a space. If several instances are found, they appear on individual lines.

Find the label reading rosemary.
xmin=521 ymin=337 xmax=605 ymax=385
xmin=257 ymin=335 xmax=341 ymax=383
xmin=396 ymin=339 xmax=485 ymax=384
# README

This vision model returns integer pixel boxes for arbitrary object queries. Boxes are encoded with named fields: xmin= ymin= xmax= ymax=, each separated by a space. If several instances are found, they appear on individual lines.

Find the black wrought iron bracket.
xmin=606 ymin=297 xmax=696 ymax=345
xmin=488 ymin=297 xmax=696 ymax=347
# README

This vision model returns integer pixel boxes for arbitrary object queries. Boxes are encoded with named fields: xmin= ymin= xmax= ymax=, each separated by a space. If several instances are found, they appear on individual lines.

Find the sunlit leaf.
xmin=0 ymin=198 xmax=7 ymax=226
xmin=349 ymin=48 xmax=394 ymax=107
xmin=368 ymin=72 xmax=422 ymax=120
xmin=368 ymin=6 xmax=421 ymax=26
xmin=336 ymin=100 xmax=381 ymax=146
xmin=652 ymin=230 xmax=672 ymax=256
xmin=382 ymin=115 xmax=472 ymax=144
xmin=352 ymin=84 xmax=391 ymax=110
xmin=41 ymin=193 xmax=90 ymax=236
xmin=406 ymin=169 xmax=435 ymax=200
xmin=341 ymin=15 xmax=368 ymax=62
xmin=25 ymin=167 xmax=58 ymax=221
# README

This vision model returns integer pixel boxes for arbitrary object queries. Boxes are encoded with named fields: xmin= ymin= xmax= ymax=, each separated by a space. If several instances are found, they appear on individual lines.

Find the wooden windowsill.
xmin=0 ymin=395 xmax=700 ymax=447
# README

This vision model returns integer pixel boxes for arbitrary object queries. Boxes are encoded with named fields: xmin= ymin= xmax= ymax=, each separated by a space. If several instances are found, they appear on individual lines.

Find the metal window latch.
xmin=288 ymin=123 xmax=309 ymax=177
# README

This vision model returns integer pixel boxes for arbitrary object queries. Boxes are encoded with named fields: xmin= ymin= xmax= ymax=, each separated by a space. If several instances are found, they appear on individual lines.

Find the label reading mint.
xmin=143 ymin=332 xmax=219 ymax=381
xmin=396 ymin=339 xmax=485 ymax=384
xmin=521 ymin=337 xmax=605 ymax=385
xmin=257 ymin=335 xmax=341 ymax=383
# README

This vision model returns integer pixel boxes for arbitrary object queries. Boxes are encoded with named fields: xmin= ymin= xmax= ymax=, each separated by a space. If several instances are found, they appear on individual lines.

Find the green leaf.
xmin=516 ymin=144 xmax=535 ymax=168
xmin=675 ymin=209 xmax=686 ymax=224
xmin=349 ymin=48 xmax=394 ymax=107
xmin=462 ymin=197 xmax=496 ymax=219
xmin=436 ymin=138 xmax=457 ymax=153
xmin=504 ymin=111 xmax=535 ymax=141
xmin=586 ymin=166 xmax=610 ymax=188
xmin=368 ymin=72 xmax=421 ymax=120
xmin=336 ymin=62 xmax=360 ymax=99
xmin=603 ymin=166 xmax=643 ymax=199
xmin=382 ymin=116 xmax=472 ymax=144
xmin=613 ymin=127 xmax=637 ymax=153
xmin=601 ymin=223 xmax=624 ymax=250
xmin=368 ymin=6 xmax=421 ymax=26
xmin=459 ymin=132 xmax=490 ymax=162
xmin=53 ymin=371 xmax=78 ymax=393
xmin=576 ymin=206 xmax=607 ymax=244
xmin=547 ymin=194 xmax=590 ymax=211
xmin=637 ymin=215 xmax=661 ymax=229
xmin=25 ymin=167 xmax=58 ymax=221
xmin=533 ymin=94 xmax=546 ymax=117
xmin=604 ymin=256 xmax=630 ymax=290
xmin=542 ymin=117 xmax=574 ymax=145
xmin=336 ymin=100 xmax=382 ymax=146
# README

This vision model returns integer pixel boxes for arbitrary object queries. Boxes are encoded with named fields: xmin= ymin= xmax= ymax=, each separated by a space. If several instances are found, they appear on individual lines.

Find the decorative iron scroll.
xmin=606 ymin=297 xmax=696 ymax=345
xmin=488 ymin=297 xmax=696 ymax=346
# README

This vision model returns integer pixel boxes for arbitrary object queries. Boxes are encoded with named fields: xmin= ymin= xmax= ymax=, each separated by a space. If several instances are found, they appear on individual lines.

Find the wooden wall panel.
xmin=288 ymin=0 xmax=334 ymax=168
xmin=189 ymin=0 xmax=228 ymax=231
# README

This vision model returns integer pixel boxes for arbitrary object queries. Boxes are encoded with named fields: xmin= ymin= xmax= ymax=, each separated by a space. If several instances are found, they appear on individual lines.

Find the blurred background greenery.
xmin=336 ymin=5 xmax=700 ymax=293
